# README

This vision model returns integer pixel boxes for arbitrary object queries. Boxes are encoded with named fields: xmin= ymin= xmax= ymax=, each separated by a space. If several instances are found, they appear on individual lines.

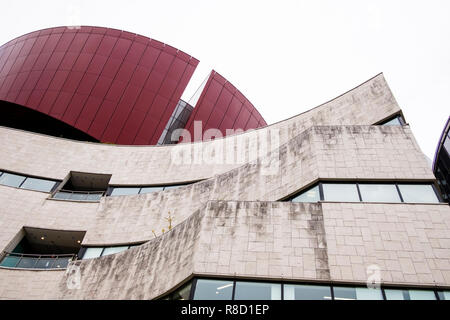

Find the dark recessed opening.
xmin=0 ymin=100 xmax=99 ymax=143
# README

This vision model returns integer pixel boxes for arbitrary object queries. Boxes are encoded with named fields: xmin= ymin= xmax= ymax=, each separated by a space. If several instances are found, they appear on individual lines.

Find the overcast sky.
xmin=1 ymin=0 xmax=449 ymax=159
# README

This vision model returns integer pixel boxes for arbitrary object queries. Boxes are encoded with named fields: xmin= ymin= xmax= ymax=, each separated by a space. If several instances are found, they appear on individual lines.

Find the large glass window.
xmin=384 ymin=289 xmax=436 ymax=300
xmin=358 ymin=184 xmax=401 ymax=203
xmin=322 ymin=183 xmax=360 ymax=202
xmin=284 ymin=284 xmax=332 ymax=300
xmin=397 ymin=184 xmax=440 ymax=203
xmin=234 ymin=281 xmax=281 ymax=300
xmin=292 ymin=185 xmax=320 ymax=203
xmin=0 ymin=172 xmax=26 ymax=188
xmin=20 ymin=177 xmax=57 ymax=192
xmin=193 ymin=279 xmax=234 ymax=300
xmin=333 ymin=286 xmax=383 ymax=300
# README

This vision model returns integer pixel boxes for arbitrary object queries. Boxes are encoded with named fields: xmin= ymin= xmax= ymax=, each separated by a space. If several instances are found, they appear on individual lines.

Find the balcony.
xmin=0 ymin=252 xmax=75 ymax=269
xmin=53 ymin=189 xmax=104 ymax=201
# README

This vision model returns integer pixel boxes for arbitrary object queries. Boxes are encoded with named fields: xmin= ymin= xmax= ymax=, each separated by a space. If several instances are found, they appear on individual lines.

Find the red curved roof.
xmin=0 ymin=26 xmax=199 ymax=145
xmin=184 ymin=70 xmax=267 ymax=142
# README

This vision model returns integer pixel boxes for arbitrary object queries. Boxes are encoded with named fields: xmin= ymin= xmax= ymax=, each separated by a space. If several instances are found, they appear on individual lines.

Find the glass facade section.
xmin=234 ymin=281 xmax=281 ymax=300
xmin=437 ymin=291 xmax=450 ymax=300
xmin=20 ymin=177 xmax=57 ymax=192
xmin=284 ymin=284 xmax=332 ymax=300
xmin=322 ymin=183 xmax=360 ymax=202
xmin=381 ymin=116 xmax=403 ymax=126
xmin=291 ymin=185 xmax=320 ymax=203
xmin=102 ymin=246 xmax=129 ymax=257
xmin=110 ymin=187 xmax=141 ymax=196
xmin=82 ymin=247 xmax=104 ymax=259
xmin=333 ymin=286 xmax=383 ymax=300
xmin=193 ymin=279 xmax=234 ymax=300
xmin=140 ymin=186 xmax=165 ymax=194
xmin=0 ymin=172 xmax=26 ymax=188
xmin=384 ymin=289 xmax=436 ymax=300
xmin=358 ymin=184 xmax=401 ymax=202
xmin=397 ymin=184 xmax=440 ymax=203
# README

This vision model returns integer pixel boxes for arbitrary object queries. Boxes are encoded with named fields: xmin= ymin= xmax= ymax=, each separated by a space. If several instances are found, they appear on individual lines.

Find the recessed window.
xmin=108 ymin=184 xmax=185 ymax=197
xmin=322 ymin=183 xmax=360 ymax=202
xmin=292 ymin=185 xmax=320 ymax=203
xmin=52 ymin=171 xmax=111 ymax=202
xmin=397 ymin=184 xmax=440 ymax=203
xmin=82 ymin=247 xmax=104 ymax=259
xmin=234 ymin=281 xmax=281 ymax=300
xmin=284 ymin=284 xmax=332 ymax=300
xmin=139 ymin=186 xmax=165 ymax=194
xmin=0 ymin=172 xmax=26 ymax=188
xmin=379 ymin=115 xmax=405 ymax=126
xmin=0 ymin=227 xmax=85 ymax=270
xmin=193 ymin=279 xmax=234 ymax=300
xmin=333 ymin=286 xmax=383 ymax=300
xmin=358 ymin=184 xmax=401 ymax=203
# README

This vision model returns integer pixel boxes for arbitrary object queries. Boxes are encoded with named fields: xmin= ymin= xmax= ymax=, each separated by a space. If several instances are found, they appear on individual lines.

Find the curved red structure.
xmin=0 ymin=26 xmax=198 ymax=145
xmin=184 ymin=71 xmax=267 ymax=142
xmin=0 ymin=26 xmax=266 ymax=145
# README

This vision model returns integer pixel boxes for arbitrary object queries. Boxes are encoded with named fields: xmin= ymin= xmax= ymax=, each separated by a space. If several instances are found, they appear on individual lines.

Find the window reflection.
xmin=292 ymin=185 xmax=320 ymax=203
xmin=234 ymin=281 xmax=281 ymax=300
xmin=284 ymin=284 xmax=331 ymax=300
xmin=333 ymin=286 xmax=383 ymax=300
xmin=322 ymin=183 xmax=360 ymax=202
xmin=358 ymin=184 xmax=401 ymax=202
xmin=397 ymin=184 xmax=439 ymax=203
xmin=193 ymin=279 xmax=234 ymax=300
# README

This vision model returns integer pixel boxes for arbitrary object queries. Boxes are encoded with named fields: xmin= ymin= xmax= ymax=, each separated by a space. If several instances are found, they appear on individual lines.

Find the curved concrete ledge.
xmin=0 ymin=74 xmax=399 ymax=185
xmin=1 ymin=200 xmax=449 ymax=299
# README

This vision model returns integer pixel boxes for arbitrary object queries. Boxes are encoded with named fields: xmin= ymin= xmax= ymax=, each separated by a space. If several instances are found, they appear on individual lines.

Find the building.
xmin=433 ymin=117 xmax=450 ymax=204
xmin=0 ymin=26 xmax=450 ymax=300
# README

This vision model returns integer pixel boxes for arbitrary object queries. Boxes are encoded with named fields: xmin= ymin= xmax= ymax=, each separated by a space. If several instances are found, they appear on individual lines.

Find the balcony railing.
xmin=0 ymin=252 xmax=76 ymax=269
xmin=52 ymin=189 xmax=104 ymax=201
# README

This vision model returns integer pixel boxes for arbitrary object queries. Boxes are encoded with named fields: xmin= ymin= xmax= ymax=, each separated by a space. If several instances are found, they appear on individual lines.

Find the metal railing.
xmin=52 ymin=189 xmax=104 ymax=201
xmin=0 ymin=252 xmax=76 ymax=269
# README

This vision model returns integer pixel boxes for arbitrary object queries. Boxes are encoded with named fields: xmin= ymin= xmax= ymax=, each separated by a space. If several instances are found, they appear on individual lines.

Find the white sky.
xmin=1 ymin=0 xmax=449 ymax=159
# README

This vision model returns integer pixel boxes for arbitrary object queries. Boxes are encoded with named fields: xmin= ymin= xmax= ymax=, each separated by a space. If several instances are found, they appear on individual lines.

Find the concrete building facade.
xmin=0 ymin=29 xmax=449 ymax=300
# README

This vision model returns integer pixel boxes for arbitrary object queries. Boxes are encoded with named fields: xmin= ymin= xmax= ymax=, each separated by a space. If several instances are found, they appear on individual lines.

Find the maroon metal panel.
xmin=184 ymin=70 xmax=267 ymax=142
xmin=0 ymin=26 xmax=199 ymax=145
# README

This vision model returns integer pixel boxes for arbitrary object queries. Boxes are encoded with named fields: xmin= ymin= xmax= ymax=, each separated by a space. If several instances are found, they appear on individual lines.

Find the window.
xmin=101 ymin=246 xmax=129 ymax=256
xmin=234 ymin=281 xmax=281 ymax=300
xmin=193 ymin=279 xmax=233 ymax=300
xmin=333 ymin=286 xmax=383 ymax=300
xmin=110 ymin=187 xmax=141 ymax=196
xmin=288 ymin=181 xmax=441 ymax=204
xmin=291 ymin=185 xmax=320 ymax=203
xmin=80 ymin=244 xmax=140 ymax=260
xmin=322 ymin=183 xmax=360 ymax=202
xmin=108 ymin=184 xmax=185 ymax=197
xmin=0 ymin=227 xmax=84 ymax=270
xmin=384 ymin=289 xmax=436 ymax=300
xmin=52 ymin=171 xmax=111 ymax=202
xmin=397 ymin=184 xmax=440 ymax=203
xmin=379 ymin=115 xmax=404 ymax=126
xmin=437 ymin=291 xmax=450 ymax=300
xmin=0 ymin=172 xmax=26 ymax=187
xmin=163 ymin=281 xmax=193 ymax=300
xmin=284 ymin=284 xmax=331 ymax=300
xmin=20 ymin=177 xmax=57 ymax=192
xmin=358 ymin=184 xmax=401 ymax=203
